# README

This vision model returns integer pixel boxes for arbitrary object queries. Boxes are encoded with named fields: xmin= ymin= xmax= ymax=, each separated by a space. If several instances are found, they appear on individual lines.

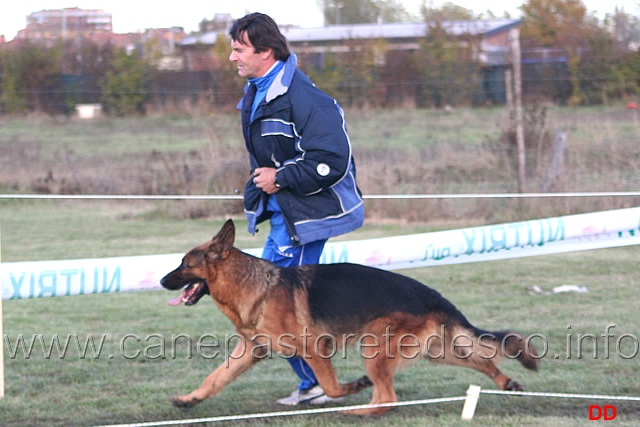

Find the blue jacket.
xmin=238 ymin=54 xmax=364 ymax=246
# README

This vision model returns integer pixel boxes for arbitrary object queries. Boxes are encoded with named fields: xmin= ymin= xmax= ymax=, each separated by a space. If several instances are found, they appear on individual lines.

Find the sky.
xmin=1 ymin=0 xmax=638 ymax=41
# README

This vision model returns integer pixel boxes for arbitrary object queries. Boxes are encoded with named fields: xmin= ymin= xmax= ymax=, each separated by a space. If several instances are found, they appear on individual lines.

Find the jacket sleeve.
xmin=276 ymin=102 xmax=352 ymax=196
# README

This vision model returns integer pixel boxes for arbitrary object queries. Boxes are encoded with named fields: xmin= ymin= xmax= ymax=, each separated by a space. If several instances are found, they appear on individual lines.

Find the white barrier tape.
xmin=320 ymin=206 xmax=640 ymax=270
xmin=2 ymin=207 xmax=640 ymax=300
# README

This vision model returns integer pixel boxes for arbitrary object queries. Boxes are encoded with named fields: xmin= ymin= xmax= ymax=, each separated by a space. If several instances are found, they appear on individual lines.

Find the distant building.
xmin=179 ymin=19 xmax=522 ymax=71
xmin=6 ymin=7 xmax=186 ymax=60
xmin=17 ymin=8 xmax=113 ymax=44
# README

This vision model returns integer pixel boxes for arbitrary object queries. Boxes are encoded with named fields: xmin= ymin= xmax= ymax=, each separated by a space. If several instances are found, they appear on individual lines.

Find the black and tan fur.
xmin=160 ymin=219 xmax=538 ymax=415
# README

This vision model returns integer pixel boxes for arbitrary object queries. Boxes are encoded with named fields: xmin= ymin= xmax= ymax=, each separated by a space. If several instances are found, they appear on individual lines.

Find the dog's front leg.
xmin=171 ymin=340 xmax=259 ymax=408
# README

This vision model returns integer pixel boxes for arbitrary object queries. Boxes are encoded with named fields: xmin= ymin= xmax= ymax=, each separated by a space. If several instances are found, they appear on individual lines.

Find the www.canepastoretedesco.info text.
xmin=3 ymin=325 xmax=638 ymax=362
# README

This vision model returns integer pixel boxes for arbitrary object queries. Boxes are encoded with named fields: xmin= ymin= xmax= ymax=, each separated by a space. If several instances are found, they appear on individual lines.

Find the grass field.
xmin=1 ymin=200 xmax=639 ymax=426
xmin=1 ymin=105 xmax=639 ymax=424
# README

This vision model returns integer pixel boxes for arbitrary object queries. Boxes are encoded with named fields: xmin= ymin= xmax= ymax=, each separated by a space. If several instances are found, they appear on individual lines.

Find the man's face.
xmin=229 ymin=33 xmax=272 ymax=79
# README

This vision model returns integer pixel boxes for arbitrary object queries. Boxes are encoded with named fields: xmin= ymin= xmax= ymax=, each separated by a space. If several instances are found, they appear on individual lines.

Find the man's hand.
xmin=252 ymin=167 xmax=280 ymax=194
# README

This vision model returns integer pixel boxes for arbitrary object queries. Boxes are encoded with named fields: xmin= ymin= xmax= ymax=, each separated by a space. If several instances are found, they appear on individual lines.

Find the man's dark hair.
xmin=229 ymin=13 xmax=291 ymax=61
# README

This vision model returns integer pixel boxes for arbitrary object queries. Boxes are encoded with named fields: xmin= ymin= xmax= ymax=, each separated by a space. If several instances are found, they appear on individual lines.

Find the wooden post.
xmin=541 ymin=129 xmax=568 ymax=192
xmin=510 ymin=27 xmax=526 ymax=193
xmin=505 ymin=69 xmax=514 ymax=124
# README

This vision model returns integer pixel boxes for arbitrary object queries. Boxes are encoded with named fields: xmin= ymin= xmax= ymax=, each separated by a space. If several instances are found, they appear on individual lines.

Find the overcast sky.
xmin=1 ymin=0 xmax=638 ymax=41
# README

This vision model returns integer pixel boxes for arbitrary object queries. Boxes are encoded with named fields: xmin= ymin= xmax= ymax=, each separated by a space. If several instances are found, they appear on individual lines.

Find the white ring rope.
xmin=1 ymin=191 xmax=639 ymax=201
xmin=94 ymin=396 xmax=467 ymax=427
xmin=480 ymin=389 xmax=640 ymax=401
xmin=94 ymin=387 xmax=640 ymax=427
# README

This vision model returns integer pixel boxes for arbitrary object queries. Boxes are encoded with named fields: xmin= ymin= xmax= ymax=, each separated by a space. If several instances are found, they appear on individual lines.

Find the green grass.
xmin=1 ymin=200 xmax=639 ymax=426
xmin=346 ymin=106 xmax=509 ymax=148
xmin=1 ymin=105 xmax=639 ymax=424
xmin=0 ymin=115 xmax=234 ymax=158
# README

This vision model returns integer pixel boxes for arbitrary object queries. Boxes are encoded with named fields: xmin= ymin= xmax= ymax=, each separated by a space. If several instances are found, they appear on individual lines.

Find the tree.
xmin=605 ymin=7 xmax=640 ymax=51
xmin=57 ymin=39 xmax=116 ymax=110
xmin=199 ymin=14 xmax=234 ymax=33
xmin=319 ymin=0 xmax=410 ymax=25
xmin=520 ymin=0 xmax=594 ymax=48
xmin=1 ymin=42 xmax=62 ymax=113
xmin=0 ymin=50 xmax=25 ymax=114
xmin=577 ymin=26 xmax=629 ymax=103
xmin=303 ymin=38 xmax=384 ymax=108
xmin=421 ymin=1 xmax=475 ymax=21
xmin=58 ymin=38 xmax=114 ymax=76
xmin=520 ymin=0 xmax=601 ymax=104
xmin=416 ymin=3 xmax=481 ymax=108
xmin=304 ymin=51 xmax=344 ymax=102
xmin=615 ymin=50 xmax=640 ymax=98
xmin=0 ymin=39 xmax=120 ymax=115
xmin=100 ymin=49 xmax=153 ymax=116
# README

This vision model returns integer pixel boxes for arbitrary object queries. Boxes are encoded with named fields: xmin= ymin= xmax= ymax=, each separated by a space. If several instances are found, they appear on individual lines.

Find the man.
xmin=228 ymin=13 xmax=365 ymax=405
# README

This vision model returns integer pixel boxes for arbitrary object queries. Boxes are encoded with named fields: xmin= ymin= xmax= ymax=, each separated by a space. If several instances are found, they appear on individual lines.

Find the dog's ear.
xmin=210 ymin=219 xmax=235 ymax=256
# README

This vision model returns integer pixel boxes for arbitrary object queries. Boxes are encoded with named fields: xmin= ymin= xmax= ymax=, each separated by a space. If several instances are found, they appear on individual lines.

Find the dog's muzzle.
xmin=161 ymin=271 xmax=209 ymax=306
xmin=166 ymin=280 xmax=209 ymax=306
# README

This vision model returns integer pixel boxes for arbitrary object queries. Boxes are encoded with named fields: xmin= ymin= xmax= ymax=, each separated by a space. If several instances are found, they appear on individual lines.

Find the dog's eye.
xmin=181 ymin=262 xmax=197 ymax=270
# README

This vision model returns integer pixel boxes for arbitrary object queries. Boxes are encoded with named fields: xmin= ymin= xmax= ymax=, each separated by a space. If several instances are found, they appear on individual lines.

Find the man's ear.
xmin=261 ymin=47 xmax=274 ymax=61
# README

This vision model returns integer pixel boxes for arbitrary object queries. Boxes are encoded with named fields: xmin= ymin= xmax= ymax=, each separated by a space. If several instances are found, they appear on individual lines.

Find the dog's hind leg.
xmin=344 ymin=355 xmax=402 ymax=416
xmin=445 ymin=356 xmax=524 ymax=391
xmin=171 ymin=341 xmax=260 ymax=408
xmin=304 ymin=357 xmax=373 ymax=400
xmin=431 ymin=334 xmax=525 ymax=392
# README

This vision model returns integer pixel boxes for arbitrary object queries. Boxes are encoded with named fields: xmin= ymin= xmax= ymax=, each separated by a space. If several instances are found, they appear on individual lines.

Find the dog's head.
xmin=160 ymin=219 xmax=236 ymax=306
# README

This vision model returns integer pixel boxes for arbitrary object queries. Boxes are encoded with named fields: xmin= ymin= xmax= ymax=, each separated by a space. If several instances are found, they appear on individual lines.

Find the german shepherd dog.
xmin=160 ymin=220 xmax=538 ymax=416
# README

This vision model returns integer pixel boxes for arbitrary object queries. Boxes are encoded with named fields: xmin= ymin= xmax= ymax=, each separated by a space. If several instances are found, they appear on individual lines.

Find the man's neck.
xmin=256 ymin=60 xmax=279 ymax=79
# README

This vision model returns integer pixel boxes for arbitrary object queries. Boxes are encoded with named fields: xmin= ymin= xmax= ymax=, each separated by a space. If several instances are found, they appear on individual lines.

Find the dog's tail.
xmin=474 ymin=328 xmax=539 ymax=371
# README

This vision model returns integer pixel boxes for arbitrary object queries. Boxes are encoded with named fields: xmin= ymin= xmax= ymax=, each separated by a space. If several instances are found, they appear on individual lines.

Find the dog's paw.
xmin=170 ymin=395 xmax=202 ymax=409
xmin=504 ymin=379 xmax=524 ymax=392
xmin=356 ymin=375 xmax=374 ymax=389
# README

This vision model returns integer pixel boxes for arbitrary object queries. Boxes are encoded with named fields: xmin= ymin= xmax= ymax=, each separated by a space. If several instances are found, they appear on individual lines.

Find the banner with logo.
xmin=2 ymin=207 xmax=640 ymax=300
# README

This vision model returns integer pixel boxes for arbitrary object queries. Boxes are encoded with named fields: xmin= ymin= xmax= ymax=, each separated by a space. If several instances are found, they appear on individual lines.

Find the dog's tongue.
xmin=167 ymin=291 xmax=186 ymax=306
